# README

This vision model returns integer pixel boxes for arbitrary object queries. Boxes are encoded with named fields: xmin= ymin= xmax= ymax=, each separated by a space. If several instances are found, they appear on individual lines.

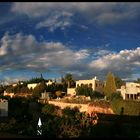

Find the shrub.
xmin=42 ymin=104 xmax=57 ymax=115
xmin=109 ymin=92 xmax=123 ymax=101
xmin=62 ymin=107 xmax=79 ymax=118
xmin=75 ymin=85 xmax=93 ymax=98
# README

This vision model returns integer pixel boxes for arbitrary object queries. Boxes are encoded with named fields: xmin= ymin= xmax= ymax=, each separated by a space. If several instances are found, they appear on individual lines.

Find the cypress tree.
xmin=104 ymin=72 xmax=117 ymax=99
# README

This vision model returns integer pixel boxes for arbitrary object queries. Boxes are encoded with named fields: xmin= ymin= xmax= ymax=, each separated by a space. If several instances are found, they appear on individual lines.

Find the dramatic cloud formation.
xmin=11 ymin=2 xmax=140 ymax=25
xmin=1 ymin=32 xmax=140 ymax=81
xmin=89 ymin=47 xmax=140 ymax=78
xmin=0 ymin=32 xmax=89 ymax=74
xmin=0 ymin=2 xmax=140 ymax=82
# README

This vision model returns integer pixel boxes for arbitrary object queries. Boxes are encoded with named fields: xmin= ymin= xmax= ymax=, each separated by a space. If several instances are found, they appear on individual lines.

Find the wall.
xmin=76 ymin=77 xmax=104 ymax=93
xmin=48 ymin=100 xmax=114 ymax=115
xmin=67 ymin=88 xmax=76 ymax=96
xmin=0 ymin=102 xmax=8 ymax=117
xmin=48 ymin=100 xmax=88 ymax=112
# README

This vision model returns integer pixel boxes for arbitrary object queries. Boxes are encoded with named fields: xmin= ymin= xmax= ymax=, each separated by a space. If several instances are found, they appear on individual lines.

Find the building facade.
xmin=3 ymin=91 xmax=14 ymax=98
xmin=27 ymin=83 xmax=38 ymax=90
xmin=76 ymin=76 xmax=104 ymax=93
xmin=120 ymin=82 xmax=140 ymax=100
xmin=67 ymin=76 xmax=104 ymax=96
xmin=46 ymin=80 xmax=54 ymax=86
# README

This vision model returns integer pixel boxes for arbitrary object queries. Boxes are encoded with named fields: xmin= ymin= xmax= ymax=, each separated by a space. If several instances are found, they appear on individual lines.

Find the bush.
xmin=62 ymin=107 xmax=79 ymax=118
xmin=109 ymin=92 xmax=123 ymax=101
xmin=75 ymin=85 xmax=93 ymax=98
xmin=92 ymin=91 xmax=104 ymax=100
xmin=42 ymin=104 xmax=56 ymax=115
xmin=58 ymin=124 xmax=81 ymax=138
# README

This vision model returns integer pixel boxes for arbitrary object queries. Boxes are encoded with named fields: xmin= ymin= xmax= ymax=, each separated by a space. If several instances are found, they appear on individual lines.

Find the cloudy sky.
xmin=0 ymin=2 xmax=140 ymax=84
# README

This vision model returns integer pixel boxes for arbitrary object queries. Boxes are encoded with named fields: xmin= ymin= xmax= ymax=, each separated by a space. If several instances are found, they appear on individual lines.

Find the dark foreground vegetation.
xmin=0 ymin=97 xmax=140 ymax=138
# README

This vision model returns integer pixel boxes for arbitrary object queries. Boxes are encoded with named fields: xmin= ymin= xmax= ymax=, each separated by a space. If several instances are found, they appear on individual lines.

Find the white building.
xmin=3 ymin=91 xmax=14 ymax=98
xmin=67 ymin=76 xmax=104 ymax=96
xmin=27 ymin=83 xmax=38 ymax=90
xmin=46 ymin=80 xmax=54 ymax=86
xmin=120 ymin=82 xmax=140 ymax=100
xmin=76 ymin=76 xmax=104 ymax=93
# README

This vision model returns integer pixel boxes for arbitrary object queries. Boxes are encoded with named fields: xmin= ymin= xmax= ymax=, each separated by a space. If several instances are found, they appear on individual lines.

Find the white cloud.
xmin=0 ymin=32 xmax=90 ymax=73
xmin=89 ymin=47 xmax=140 ymax=72
xmin=36 ymin=11 xmax=73 ymax=32
xmin=11 ymin=2 xmax=140 ymax=25
xmin=0 ymin=32 xmax=140 ymax=80
xmin=75 ymin=49 xmax=89 ymax=60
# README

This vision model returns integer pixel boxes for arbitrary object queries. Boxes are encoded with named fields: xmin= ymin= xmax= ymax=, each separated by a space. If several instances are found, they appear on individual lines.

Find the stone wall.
xmin=48 ymin=100 xmax=114 ymax=115
xmin=48 ymin=101 xmax=88 ymax=112
xmin=67 ymin=88 xmax=76 ymax=96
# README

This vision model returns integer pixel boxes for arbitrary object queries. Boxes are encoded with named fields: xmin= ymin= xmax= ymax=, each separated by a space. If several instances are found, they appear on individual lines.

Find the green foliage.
xmin=104 ymin=72 xmax=117 ymax=100
xmin=6 ymin=83 xmax=31 ymax=94
xmin=109 ymin=92 xmax=123 ymax=101
xmin=65 ymin=73 xmax=75 ymax=88
xmin=8 ymin=97 xmax=29 ymax=119
xmin=92 ymin=91 xmax=104 ymax=99
xmin=114 ymin=76 xmax=125 ymax=88
xmin=58 ymin=124 xmax=81 ymax=138
xmin=5 ymin=85 xmax=14 ymax=93
xmin=0 ymin=85 xmax=5 ymax=94
xmin=111 ymin=99 xmax=140 ymax=116
xmin=27 ymin=76 xmax=46 ymax=84
xmin=32 ymin=81 xmax=46 ymax=99
xmin=62 ymin=107 xmax=79 ymax=118
xmin=75 ymin=85 xmax=93 ymax=98
xmin=134 ymin=78 xmax=140 ymax=83
xmin=42 ymin=104 xmax=57 ymax=115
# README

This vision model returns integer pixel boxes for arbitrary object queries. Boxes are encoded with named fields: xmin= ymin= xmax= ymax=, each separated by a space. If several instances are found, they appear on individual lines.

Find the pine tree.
xmin=104 ymin=72 xmax=117 ymax=100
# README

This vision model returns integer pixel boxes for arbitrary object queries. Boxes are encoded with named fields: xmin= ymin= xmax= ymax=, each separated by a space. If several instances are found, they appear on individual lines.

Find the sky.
xmin=0 ymin=2 xmax=140 ymax=84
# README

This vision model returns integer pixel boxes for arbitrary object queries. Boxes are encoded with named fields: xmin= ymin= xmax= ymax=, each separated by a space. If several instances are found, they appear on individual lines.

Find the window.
xmin=89 ymin=83 xmax=92 ymax=88
xmin=96 ymin=83 xmax=98 ymax=87
xmin=81 ymin=83 xmax=84 ymax=87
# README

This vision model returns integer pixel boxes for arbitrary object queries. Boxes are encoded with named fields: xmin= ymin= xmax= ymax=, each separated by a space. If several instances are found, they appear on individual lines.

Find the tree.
xmin=5 ymin=85 xmax=14 ymax=93
xmin=0 ymin=85 xmax=5 ymax=94
xmin=75 ymin=85 xmax=93 ymax=98
xmin=42 ymin=104 xmax=57 ymax=115
xmin=55 ymin=91 xmax=62 ymax=98
xmin=32 ymin=81 xmax=46 ymax=99
xmin=114 ymin=76 xmax=125 ymax=89
xmin=104 ymin=72 xmax=117 ymax=100
xmin=20 ymin=86 xmax=30 ymax=93
xmin=62 ymin=107 xmax=79 ymax=118
xmin=134 ymin=78 xmax=140 ymax=83
xmin=65 ymin=74 xmax=73 ymax=88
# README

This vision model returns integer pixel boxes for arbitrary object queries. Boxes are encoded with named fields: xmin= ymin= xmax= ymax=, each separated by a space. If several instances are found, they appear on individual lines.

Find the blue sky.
xmin=0 ymin=2 xmax=140 ymax=84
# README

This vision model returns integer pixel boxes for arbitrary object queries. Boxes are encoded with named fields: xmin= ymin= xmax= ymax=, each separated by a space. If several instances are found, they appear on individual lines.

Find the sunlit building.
xmin=67 ymin=76 xmax=104 ymax=96
xmin=27 ymin=83 xmax=38 ymax=90
xmin=120 ymin=82 xmax=140 ymax=100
